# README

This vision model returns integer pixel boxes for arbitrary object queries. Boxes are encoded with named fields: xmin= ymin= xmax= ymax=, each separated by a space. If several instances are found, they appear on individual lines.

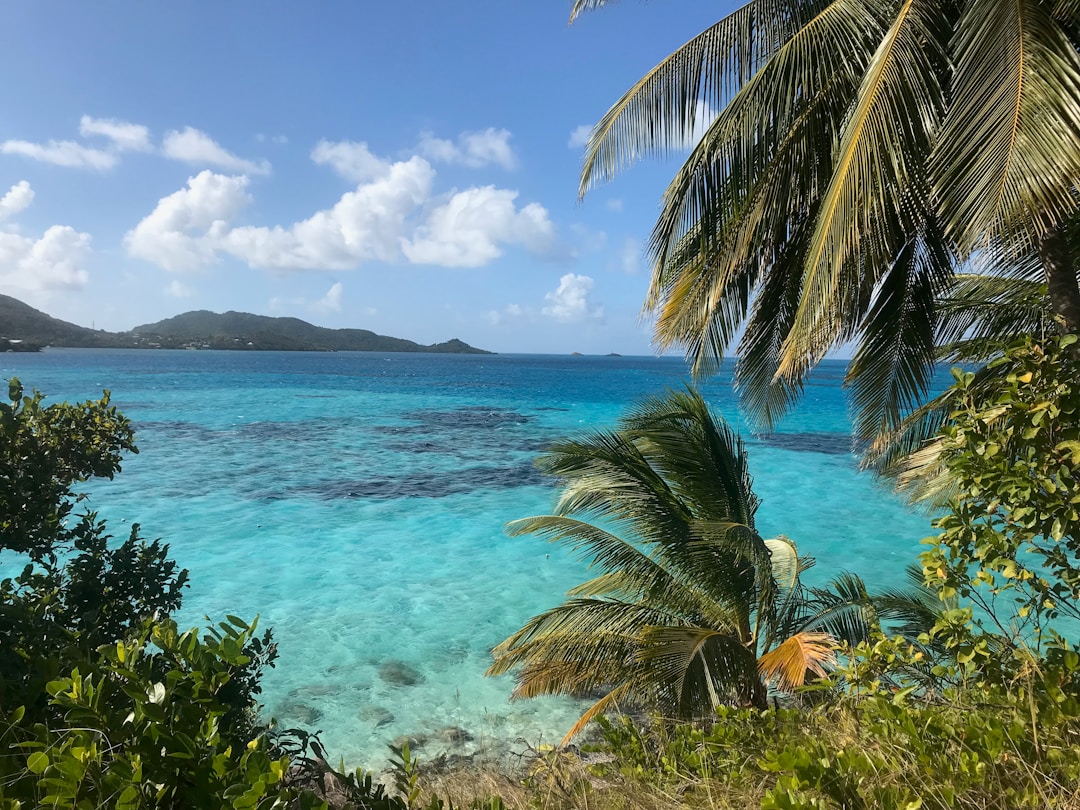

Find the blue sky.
xmin=0 ymin=1 xmax=732 ymax=354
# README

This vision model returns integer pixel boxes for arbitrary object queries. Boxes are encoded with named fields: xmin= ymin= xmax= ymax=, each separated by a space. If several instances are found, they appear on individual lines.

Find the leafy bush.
xmin=922 ymin=334 xmax=1080 ymax=662
xmin=592 ymin=689 xmax=1080 ymax=810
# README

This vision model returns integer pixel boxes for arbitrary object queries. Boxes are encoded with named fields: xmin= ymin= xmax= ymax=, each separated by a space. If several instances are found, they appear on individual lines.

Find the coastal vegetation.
xmin=488 ymin=387 xmax=922 ymax=739
xmin=3 ymin=0 xmax=1080 ymax=806
xmin=570 ymin=0 xmax=1080 ymax=481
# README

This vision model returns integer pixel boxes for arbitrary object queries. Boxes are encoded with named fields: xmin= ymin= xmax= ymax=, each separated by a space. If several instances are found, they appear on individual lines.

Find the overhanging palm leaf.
xmin=572 ymin=0 xmax=1080 ymax=461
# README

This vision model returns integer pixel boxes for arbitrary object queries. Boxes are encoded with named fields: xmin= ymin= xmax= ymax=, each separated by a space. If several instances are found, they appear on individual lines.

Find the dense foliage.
xmin=484 ymin=338 xmax=1080 ymax=808
xmin=570 ymin=0 xmax=1080 ymax=472
xmin=923 ymin=334 xmax=1080 ymax=653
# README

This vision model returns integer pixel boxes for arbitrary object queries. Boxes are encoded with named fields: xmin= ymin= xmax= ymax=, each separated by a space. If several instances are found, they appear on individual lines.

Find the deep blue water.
xmin=1 ymin=349 xmax=933 ymax=766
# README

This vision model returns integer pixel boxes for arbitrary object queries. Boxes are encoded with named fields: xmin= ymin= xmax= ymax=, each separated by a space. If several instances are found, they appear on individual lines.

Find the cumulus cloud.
xmin=313 ymin=281 xmax=344 ymax=313
xmin=127 ymin=144 xmax=558 ymax=273
xmin=403 ymin=186 xmax=555 ymax=267
xmin=568 ymin=124 xmax=592 ymax=149
xmin=606 ymin=198 xmax=623 ymax=212
xmin=0 ymin=226 xmax=92 ymax=296
xmin=0 ymin=181 xmax=34 ymax=220
xmin=162 ymin=127 xmax=271 ymax=175
xmin=543 ymin=273 xmax=602 ymax=322
xmin=311 ymin=139 xmax=389 ymax=183
xmin=223 ymin=157 xmax=434 ymax=270
xmin=0 ymin=139 xmax=115 ymax=170
xmin=419 ymin=128 xmax=516 ymax=169
xmin=0 ymin=181 xmax=92 ymax=297
xmin=125 ymin=170 xmax=252 ymax=272
xmin=79 ymin=115 xmax=152 ymax=152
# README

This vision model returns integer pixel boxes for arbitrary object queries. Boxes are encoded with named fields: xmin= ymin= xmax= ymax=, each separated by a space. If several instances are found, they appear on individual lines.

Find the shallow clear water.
xmin=1 ymin=349 xmax=934 ymax=768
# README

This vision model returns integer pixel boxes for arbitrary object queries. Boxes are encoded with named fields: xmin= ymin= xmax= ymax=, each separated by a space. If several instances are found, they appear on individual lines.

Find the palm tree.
xmin=571 ymin=0 xmax=1080 ymax=452
xmin=487 ymin=387 xmax=882 ymax=744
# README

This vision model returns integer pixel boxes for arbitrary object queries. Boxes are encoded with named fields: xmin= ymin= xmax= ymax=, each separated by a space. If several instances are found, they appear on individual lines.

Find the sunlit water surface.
xmin=2 ymin=349 xmax=934 ymax=768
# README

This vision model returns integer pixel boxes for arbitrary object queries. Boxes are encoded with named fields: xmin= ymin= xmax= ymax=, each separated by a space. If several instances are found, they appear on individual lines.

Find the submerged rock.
xmin=378 ymin=660 xmax=425 ymax=687
xmin=288 ymin=683 xmax=342 ymax=698
xmin=435 ymin=726 xmax=474 ymax=746
xmin=358 ymin=704 xmax=395 ymax=728
xmin=391 ymin=733 xmax=428 ymax=749
xmin=278 ymin=699 xmax=323 ymax=725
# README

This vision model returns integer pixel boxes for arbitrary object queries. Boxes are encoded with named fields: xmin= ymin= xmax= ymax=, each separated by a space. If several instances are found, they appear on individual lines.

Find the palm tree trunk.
xmin=1039 ymin=227 xmax=1080 ymax=336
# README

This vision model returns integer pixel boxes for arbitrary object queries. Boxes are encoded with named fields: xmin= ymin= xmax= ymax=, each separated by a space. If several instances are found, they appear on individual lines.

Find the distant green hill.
xmin=0 ymin=295 xmax=133 ymax=349
xmin=0 ymin=294 xmax=493 ymax=354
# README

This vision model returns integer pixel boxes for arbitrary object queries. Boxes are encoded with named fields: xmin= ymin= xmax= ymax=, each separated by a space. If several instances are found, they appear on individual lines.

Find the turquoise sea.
xmin=1 ymin=349 xmax=934 ymax=768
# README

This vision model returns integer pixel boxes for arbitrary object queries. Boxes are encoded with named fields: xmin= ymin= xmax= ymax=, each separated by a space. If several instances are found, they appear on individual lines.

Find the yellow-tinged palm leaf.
xmin=645 ymin=0 xmax=881 ymax=275
xmin=757 ymin=630 xmax=837 ymax=691
xmin=560 ymin=684 xmax=631 ymax=747
xmin=778 ymin=0 xmax=947 ymax=381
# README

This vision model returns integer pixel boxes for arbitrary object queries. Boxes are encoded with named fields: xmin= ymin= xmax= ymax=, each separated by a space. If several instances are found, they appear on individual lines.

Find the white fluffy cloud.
xmin=0 ymin=181 xmax=34 ymax=220
xmin=79 ymin=115 xmax=152 ymax=152
xmin=0 ymin=182 xmax=92 ymax=297
xmin=403 ymin=186 xmax=555 ymax=267
xmin=311 ymin=139 xmax=389 ymax=183
xmin=0 ymin=226 xmax=92 ymax=295
xmin=0 ymin=116 xmax=154 ymax=170
xmin=162 ymin=127 xmax=271 ymax=175
xmin=568 ymin=124 xmax=592 ymax=149
xmin=223 ymin=157 xmax=434 ymax=270
xmin=0 ymin=139 xmax=115 ymax=170
xmin=419 ymin=128 xmax=516 ymax=169
xmin=543 ymin=273 xmax=602 ymax=322
xmin=127 ymin=136 xmax=558 ymax=274
xmin=314 ymin=281 xmax=344 ymax=313
xmin=125 ymin=170 xmax=252 ymax=272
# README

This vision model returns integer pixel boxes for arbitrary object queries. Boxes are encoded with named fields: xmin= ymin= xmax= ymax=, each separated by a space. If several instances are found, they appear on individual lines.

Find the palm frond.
xmin=872 ymin=564 xmax=946 ymax=640
xmin=757 ymin=630 xmax=837 ymax=691
xmin=577 ymin=0 xmax=831 ymax=194
xmin=651 ymin=77 xmax=851 ymax=381
xmin=645 ymin=0 xmax=882 ymax=274
xmin=935 ymin=273 xmax=1050 ymax=351
xmin=846 ymin=223 xmax=953 ymax=443
xmin=637 ymin=625 xmax=762 ymax=714
xmin=623 ymin=386 xmax=759 ymax=526
xmin=800 ymin=572 xmax=878 ymax=646
xmin=779 ymin=0 xmax=949 ymax=380
xmin=935 ymin=0 xmax=1080 ymax=251
xmin=487 ymin=599 xmax=676 ymax=704
xmin=560 ymin=683 xmax=632 ymax=747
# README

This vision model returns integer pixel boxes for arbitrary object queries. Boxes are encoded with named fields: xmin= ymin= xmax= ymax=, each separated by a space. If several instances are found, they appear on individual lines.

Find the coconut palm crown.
xmin=487 ymin=387 xmax=879 ymax=744
xmin=572 ymin=0 xmax=1080 ymax=454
